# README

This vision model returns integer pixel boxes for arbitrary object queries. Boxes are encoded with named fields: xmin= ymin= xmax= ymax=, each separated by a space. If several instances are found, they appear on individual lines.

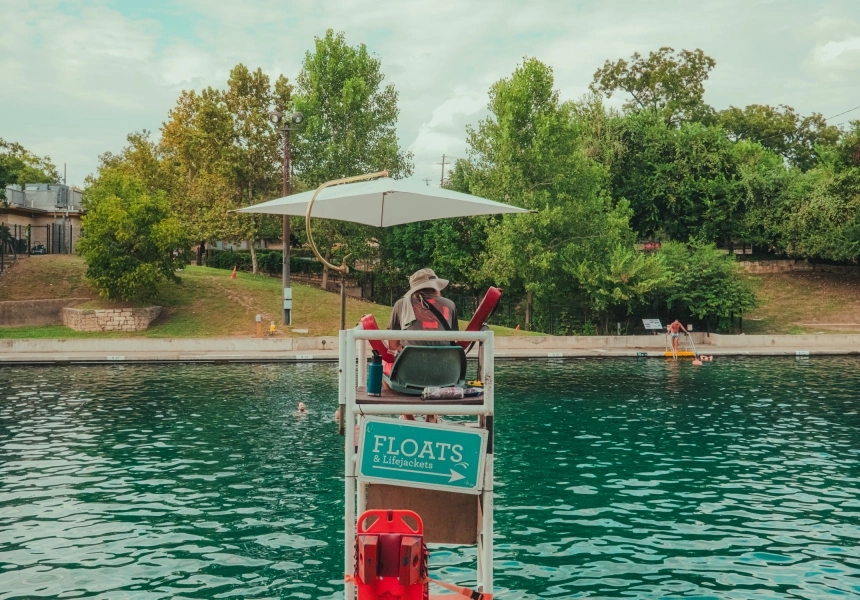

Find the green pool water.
xmin=1 ymin=357 xmax=859 ymax=599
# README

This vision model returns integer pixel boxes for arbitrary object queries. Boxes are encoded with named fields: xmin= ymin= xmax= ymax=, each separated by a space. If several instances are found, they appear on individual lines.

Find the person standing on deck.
xmin=666 ymin=319 xmax=689 ymax=358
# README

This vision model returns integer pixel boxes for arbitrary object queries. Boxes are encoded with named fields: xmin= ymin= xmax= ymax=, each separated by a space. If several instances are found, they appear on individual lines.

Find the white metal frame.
xmin=341 ymin=328 xmax=495 ymax=599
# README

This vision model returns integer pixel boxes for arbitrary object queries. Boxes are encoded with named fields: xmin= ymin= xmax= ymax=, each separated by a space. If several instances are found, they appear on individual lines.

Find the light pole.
xmin=269 ymin=110 xmax=304 ymax=326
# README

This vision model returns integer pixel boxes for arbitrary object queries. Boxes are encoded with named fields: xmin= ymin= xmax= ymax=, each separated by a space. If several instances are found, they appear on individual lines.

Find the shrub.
xmin=77 ymin=170 xmax=190 ymax=302
xmin=207 ymin=249 xmax=323 ymax=276
xmin=657 ymin=240 xmax=757 ymax=323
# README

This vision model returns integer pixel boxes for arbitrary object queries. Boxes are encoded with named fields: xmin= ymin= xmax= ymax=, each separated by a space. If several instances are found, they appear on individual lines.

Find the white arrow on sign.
xmin=374 ymin=465 xmax=465 ymax=483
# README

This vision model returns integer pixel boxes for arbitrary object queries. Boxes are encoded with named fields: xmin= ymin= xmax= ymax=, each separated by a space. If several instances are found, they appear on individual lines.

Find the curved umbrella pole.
xmin=305 ymin=170 xmax=389 ymax=275
xmin=305 ymin=170 xmax=389 ymax=330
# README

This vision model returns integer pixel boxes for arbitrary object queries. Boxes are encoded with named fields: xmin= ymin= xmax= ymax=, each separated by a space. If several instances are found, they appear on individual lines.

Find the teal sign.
xmin=358 ymin=417 xmax=487 ymax=495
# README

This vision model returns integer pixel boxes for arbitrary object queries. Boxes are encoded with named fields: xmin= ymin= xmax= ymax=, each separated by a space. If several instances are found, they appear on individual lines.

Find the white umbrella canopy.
xmin=235 ymin=176 xmax=529 ymax=226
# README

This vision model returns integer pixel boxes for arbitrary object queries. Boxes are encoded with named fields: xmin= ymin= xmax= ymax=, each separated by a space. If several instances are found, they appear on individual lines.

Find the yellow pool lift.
xmin=665 ymin=330 xmax=699 ymax=359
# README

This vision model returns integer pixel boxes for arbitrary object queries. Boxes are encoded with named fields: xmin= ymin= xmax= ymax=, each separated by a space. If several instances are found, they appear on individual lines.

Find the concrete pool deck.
xmin=1 ymin=333 xmax=858 ymax=364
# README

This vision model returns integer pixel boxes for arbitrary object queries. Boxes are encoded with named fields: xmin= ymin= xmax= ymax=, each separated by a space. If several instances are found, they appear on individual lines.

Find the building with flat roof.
xmin=2 ymin=183 xmax=84 ymax=254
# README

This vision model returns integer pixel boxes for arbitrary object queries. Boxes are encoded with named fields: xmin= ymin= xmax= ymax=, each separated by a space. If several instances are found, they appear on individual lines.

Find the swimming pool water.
xmin=1 ymin=357 xmax=859 ymax=598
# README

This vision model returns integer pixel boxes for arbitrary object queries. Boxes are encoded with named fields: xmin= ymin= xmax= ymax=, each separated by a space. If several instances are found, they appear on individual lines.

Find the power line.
xmin=826 ymin=104 xmax=860 ymax=121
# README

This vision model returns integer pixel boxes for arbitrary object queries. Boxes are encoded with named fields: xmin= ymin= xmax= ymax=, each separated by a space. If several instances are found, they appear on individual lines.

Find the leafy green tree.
xmin=78 ymin=169 xmax=190 ymax=302
xmin=292 ymin=29 xmax=413 ymax=287
xmin=719 ymin=104 xmax=841 ymax=170
xmin=590 ymin=47 xmax=716 ymax=125
xmin=0 ymin=138 xmax=60 ymax=201
xmin=778 ymin=151 xmax=860 ymax=262
xmin=161 ymin=88 xmax=238 ymax=264
xmin=566 ymin=241 xmax=667 ymax=332
xmin=464 ymin=58 xmax=635 ymax=327
xmin=379 ymin=216 xmax=491 ymax=296
xmin=657 ymin=240 xmax=757 ymax=327
xmin=95 ymin=131 xmax=167 ymax=193
xmin=735 ymin=140 xmax=794 ymax=252
xmin=158 ymin=65 xmax=291 ymax=272
xmin=611 ymin=113 xmax=747 ymax=244
xmin=292 ymin=29 xmax=412 ymax=184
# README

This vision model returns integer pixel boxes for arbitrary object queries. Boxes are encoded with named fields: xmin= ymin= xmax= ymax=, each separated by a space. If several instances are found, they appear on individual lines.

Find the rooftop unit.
xmin=4 ymin=183 xmax=83 ymax=212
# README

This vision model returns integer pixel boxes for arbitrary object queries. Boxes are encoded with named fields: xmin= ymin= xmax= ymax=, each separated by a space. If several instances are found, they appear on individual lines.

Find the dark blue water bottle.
xmin=367 ymin=350 xmax=383 ymax=396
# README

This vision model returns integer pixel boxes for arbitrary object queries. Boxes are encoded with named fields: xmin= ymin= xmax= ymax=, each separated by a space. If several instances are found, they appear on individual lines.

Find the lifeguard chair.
xmin=339 ymin=324 xmax=496 ymax=599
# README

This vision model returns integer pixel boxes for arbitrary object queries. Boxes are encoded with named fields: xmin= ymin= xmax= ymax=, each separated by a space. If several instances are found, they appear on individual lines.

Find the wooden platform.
xmin=366 ymin=484 xmax=479 ymax=544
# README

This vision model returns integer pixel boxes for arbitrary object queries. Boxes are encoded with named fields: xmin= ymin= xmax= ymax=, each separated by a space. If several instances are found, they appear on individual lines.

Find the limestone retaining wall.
xmin=741 ymin=260 xmax=812 ymax=274
xmin=0 ymin=298 xmax=90 ymax=327
xmin=62 ymin=306 xmax=162 ymax=332
xmin=741 ymin=260 xmax=860 ymax=277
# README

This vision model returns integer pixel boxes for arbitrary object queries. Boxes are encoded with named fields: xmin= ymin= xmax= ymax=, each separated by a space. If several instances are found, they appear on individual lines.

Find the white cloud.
xmin=810 ymin=36 xmax=860 ymax=68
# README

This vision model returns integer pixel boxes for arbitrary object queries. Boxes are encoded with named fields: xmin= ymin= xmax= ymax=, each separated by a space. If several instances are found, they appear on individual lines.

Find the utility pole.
xmin=270 ymin=111 xmax=305 ymax=326
xmin=438 ymin=154 xmax=446 ymax=186
xmin=281 ymin=125 xmax=292 ymax=326
xmin=422 ymin=177 xmax=432 ymax=186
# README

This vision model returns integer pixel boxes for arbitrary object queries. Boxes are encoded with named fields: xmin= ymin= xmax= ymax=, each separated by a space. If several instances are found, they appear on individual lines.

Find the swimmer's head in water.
xmin=298 ymin=402 xmax=306 ymax=412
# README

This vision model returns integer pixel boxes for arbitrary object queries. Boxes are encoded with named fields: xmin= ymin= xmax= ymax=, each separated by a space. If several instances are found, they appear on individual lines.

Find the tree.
xmin=734 ymin=139 xmax=794 ymax=252
xmin=566 ymin=239 xmax=667 ymax=332
xmin=94 ymin=131 xmax=167 ymax=193
xmin=159 ymin=65 xmax=292 ymax=273
xmin=719 ymin=104 xmax=841 ymax=170
xmin=590 ymin=47 xmax=716 ymax=125
xmin=161 ymin=88 xmax=236 ymax=265
xmin=777 ymin=139 xmax=860 ymax=262
xmin=464 ymin=58 xmax=636 ymax=328
xmin=77 ymin=169 xmax=190 ymax=302
xmin=0 ymin=138 xmax=60 ymax=201
xmin=657 ymin=240 xmax=757 ymax=327
xmin=610 ymin=113 xmax=747 ymax=244
xmin=291 ymin=29 xmax=413 ymax=287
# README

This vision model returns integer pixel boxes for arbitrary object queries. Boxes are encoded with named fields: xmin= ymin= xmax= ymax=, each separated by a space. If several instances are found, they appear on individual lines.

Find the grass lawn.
xmin=0 ymin=255 xmax=96 ymax=300
xmin=742 ymin=271 xmax=860 ymax=334
xmin=0 ymin=256 xmax=533 ymax=338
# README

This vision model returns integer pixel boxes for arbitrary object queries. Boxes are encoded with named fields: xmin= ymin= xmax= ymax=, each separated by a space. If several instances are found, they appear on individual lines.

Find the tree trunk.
xmin=321 ymin=248 xmax=331 ymax=291
xmin=525 ymin=290 xmax=533 ymax=330
xmin=249 ymin=243 xmax=259 ymax=275
xmin=196 ymin=242 xmax=205 ymax=266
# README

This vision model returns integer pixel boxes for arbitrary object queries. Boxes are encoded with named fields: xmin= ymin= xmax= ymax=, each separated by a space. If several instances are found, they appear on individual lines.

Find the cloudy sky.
xmin=2 ymin=0 xmax=860 ymax=188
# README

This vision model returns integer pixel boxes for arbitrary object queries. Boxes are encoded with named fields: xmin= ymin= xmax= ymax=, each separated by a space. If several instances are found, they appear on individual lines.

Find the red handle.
xmin=358 ymin=509 xmax=423 ymax=535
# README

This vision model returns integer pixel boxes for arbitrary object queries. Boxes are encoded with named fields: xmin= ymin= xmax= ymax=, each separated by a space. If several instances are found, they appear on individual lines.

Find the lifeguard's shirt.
xmin=387 ymin=294 xmax=459 ymax=347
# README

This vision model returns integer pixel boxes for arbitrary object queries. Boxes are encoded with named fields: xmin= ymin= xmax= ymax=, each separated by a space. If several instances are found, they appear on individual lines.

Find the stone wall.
xmin=62 ymin=306 xmax=162 ymax=332
xmin=741 ymin=260 xmax=812 ymax=274
xmin=741 ymin=260 xmax=860 ymax=277
xmin=0 ymin=298 xmax=90 ymax=327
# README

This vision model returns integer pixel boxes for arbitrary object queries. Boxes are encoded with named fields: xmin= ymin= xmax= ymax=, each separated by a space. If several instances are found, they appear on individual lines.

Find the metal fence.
xmin=0 ymin=221 xmax=79 ymax=256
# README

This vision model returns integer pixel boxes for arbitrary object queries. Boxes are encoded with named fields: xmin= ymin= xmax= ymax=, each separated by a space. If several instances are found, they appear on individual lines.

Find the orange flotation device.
xmin=359 ymin=287 xmax=502 ymax=364
xmin=354 ymin=510 xmax=428 ymax=600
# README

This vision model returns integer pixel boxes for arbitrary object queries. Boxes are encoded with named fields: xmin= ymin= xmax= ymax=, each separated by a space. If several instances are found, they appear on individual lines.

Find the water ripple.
xmin=1 ymin=357 xmax=859 ymax=598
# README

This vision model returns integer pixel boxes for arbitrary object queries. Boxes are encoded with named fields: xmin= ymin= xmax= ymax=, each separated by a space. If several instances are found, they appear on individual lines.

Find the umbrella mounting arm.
xmin=305 ymin=170 xmax=389 ymax=275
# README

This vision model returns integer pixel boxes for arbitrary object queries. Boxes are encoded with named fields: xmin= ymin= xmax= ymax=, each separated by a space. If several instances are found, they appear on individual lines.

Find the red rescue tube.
xmin=359 ymin=314 xmax=396 ymax=363
xmin=457 ymin=286 xmax=502 ymax=351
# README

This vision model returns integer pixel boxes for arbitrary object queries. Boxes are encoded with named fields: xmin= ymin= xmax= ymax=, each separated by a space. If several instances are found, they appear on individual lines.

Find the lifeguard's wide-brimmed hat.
xmin=407 ymin=268 xmax=448 ymax=296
